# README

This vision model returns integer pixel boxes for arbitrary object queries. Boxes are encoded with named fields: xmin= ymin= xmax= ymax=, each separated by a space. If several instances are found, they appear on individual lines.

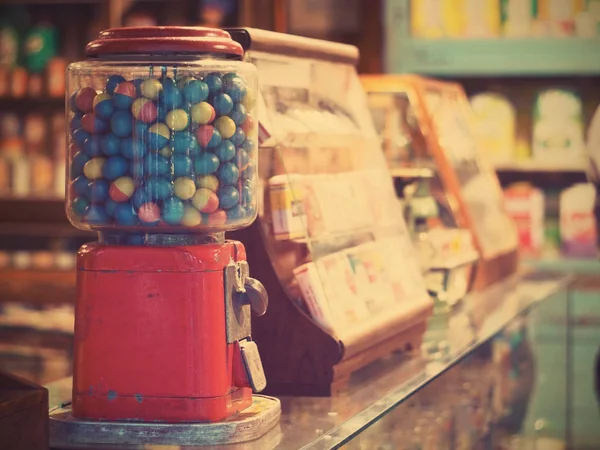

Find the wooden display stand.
xmin=230 ymin=29 xmax=433 ymax=397
xmin=361 ymin=75 xmax=519 ymax=291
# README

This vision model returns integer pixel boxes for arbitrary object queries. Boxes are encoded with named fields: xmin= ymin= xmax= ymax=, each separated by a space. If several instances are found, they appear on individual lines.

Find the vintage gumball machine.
xmin=49 ymin=27 xmax=280 ymax=447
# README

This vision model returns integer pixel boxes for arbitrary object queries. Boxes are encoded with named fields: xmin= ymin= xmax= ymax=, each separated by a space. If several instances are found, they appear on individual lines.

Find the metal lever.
xmin=243 ymin=277 xmax=268 ymax=316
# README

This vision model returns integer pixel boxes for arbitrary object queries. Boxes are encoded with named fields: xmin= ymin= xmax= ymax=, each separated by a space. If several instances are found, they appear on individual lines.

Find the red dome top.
xmin=85 ymin=26 xmax=244 ymax=59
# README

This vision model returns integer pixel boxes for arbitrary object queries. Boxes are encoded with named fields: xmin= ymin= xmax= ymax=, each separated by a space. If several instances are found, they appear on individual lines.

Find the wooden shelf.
xmin=0 ymin=270 xmax=76 ymax=305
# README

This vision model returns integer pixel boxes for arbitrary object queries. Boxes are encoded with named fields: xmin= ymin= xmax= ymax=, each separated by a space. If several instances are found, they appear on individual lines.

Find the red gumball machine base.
xmin=49 ymin=239 xmax=280 ymax=447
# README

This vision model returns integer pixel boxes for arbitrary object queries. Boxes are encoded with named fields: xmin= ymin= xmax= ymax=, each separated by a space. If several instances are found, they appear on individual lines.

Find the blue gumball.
xmin=171 ymin=131 xmax=198 ymax=154
xmin=110 ymin=110 xmax=133 ymax=138
xmin=89 ymin=179 xmax=109 ymax=202
xmin=213 ymin=93 xmax=233 ymax=116
xmin=115 ymin=203 xmax=139 ymax=226
xmin=226 ymin=204 xmax=247 ymax=221
xmin=134 ymin=121 xmax=149 ymax=141
xmin=162 ymin=197 xmax=185 ymax=225
xmin=73 ymin=176 xmax=91 ymax=198
xmin=214 ymin=140 xmax=235 ymax=162
xmin=120 ymin=137 xmax=147 ymax=160
xmin=240 ymin=138 xmax=255 ymax=153
xmin=129 ymin=159 xmax=144 ymax=179
xmin=217 ymin=162 xmax=239 ymax=185
xmin=70 ymin=113 xmax=83 ymax=133
xmin=222 ymin=73 xmax=246 ymax=102
xmin=70 ymin=151 xmax=90 ymax=180
xmin=105 ymin=198 xmax=118 ymax=217
xmin=242 ymin=164 xmax=255 ymax=180
xmin=182 ymin=79 xmax=209 ymax=104
xmin=207 ymin=128 xmax=222 ymax=148
xmin=241 ymin=183 xmax=254 ymax=207
xmin=194 ymin=152 xmax=219 ymax=176
xmin=158 ymin=78 xmax=181 ymax=110
xmin=72 ymin=128 xmax=90 ymax=147
xmin=102 ymin=156 xmax=129 ymax=180
xmin=132 ymin=188 xmax=150 ymax=209
xmin=144 ymin=153 xmax=170 ymax=176
xmin=86 ymin=204 xmax=109 ymax=225
xmin=101 ymin=133 xmax=121 ymax=156
xmin=204 ymin=73 xmax=222 ymax=94
xmin=106 ymin=75 xmax=126 ymax=95
xmin=71 ymin=196 xmax=90 ymax=216
xmin=146 ymin=177 xmax=172 ymax=201
xmin=217 ymin=185 xmax=240 ymax=210
xmin=230 ymin=127 xmax=245 ymax=146
xmin=172 ymin=154 xmax=193 ymax=177
xmin=229 ymin=103 xmax=247 ymax=125
xmin=83 ymin=136 xmax=103 ymax=157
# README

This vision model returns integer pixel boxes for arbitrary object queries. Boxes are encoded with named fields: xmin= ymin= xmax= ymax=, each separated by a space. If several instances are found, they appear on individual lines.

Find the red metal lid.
xmin=85 ymin=26 xmax=244 ymax=59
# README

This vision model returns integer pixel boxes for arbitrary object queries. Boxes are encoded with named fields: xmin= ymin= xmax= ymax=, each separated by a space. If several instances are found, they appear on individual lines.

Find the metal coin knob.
xmin=244 ymin=277 xmax=268 ymax=316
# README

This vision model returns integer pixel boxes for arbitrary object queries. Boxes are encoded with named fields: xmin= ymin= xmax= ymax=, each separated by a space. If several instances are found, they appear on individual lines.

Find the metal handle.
xmin=243 ymin=277 xmax=268 ymax=316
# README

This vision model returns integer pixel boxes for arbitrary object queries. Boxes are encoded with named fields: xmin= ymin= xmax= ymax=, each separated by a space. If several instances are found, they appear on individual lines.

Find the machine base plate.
xmin=49 ymin=395 xmax=281 ymax=447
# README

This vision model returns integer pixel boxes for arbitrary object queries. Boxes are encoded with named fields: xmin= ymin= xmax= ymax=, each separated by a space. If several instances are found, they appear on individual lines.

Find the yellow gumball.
xmin=83 ymin=157 xmax=106 ymax=180
xmin=214 ymin=116 xmax=236 ymax=140
xmin=166 ymin=109 xmax=189 ymax=131
xmin=159 ymin=146 xmax=172 ymax=158
xmin=196 ymin=175 xmax=219 ymax=191
xmin=181 ymin=205 xmax=202 ymax=227
xmin=241 ymin=87 xmax=256 ymax=109
xmin=141 ymin=78 xmax=162 ymax=100
xmin=191 ymin=102 xmax=215 ymax=125
xmin=174 ymin=177 xmax=196 ymax=200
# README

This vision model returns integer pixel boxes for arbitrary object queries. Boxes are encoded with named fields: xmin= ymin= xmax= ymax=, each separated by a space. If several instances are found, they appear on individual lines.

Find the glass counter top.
xmin=47 ymin=270 xmax=571 ymax=450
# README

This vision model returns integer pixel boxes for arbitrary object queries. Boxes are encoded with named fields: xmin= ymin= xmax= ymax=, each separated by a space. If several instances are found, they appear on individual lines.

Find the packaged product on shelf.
xmin=54 ymin=251 xmax=76 ymax=270
xmin=269 ymin=174 xmax=306 ymax=240
xmin=587 ymin=101 xmax=600 ymax=181
xmin=560 ymin=183 xmax=598 ymax=257
xmin=470 ymin=93 xmax=516 ymax=165
xmin=501 ymin=0 xmax=536 ymax=37
xmin=47 ymin=58 xmax=66 ymax=97
xmin=538 ymin=0 xmax=584 ymax=36
xmin=464 ymin=0 xmax=501 ymax=38
xmin=24 ymin=113 xmax=46 ymax=150
xmin=532 ymin=89 xmax=586 ymax=168
xmin=12 ymin=251 xmax=32 ymax=269
xmin=23 ymin=24 xmax=58 ymax=73
xmin=0 ymin=67 xmax=9 ymax=97
xmin=0 ymin=251 xmax=11 ymax=269
xmin=28 ymin=72 xmax=43 ymax=97
xmin=10 ymin=155 xmax=30 ymax=197
xmin=503 ymin=183 xmax=545 ymax=257
xmin=10 ymin=66 xmax=27 ymax=97
xmin=31 ymin=251 xmax=55 ymax=270
xmin=411 ymin=0 xmax=451 ymax=38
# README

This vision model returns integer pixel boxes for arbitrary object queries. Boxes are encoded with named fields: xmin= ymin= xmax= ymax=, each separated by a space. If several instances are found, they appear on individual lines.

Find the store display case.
xmin=361 ymin=75 xmax=519 ymax=295
xmin=226 ymin=29 xmax=434 ymax=396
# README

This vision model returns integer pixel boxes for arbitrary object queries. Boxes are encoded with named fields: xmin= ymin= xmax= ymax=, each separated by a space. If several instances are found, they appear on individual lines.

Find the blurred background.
xmin=0 ymin=0 xmax=599 ymax=440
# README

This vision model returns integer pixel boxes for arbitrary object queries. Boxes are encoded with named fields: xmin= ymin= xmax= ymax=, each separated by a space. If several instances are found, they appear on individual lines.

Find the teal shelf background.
xmin=384 ymin=0 xmax=600 ymax=76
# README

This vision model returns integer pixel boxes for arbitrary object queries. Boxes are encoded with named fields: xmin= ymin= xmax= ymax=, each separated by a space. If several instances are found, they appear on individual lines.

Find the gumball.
xmin=182 ymin=79 xmax=209 ymax=104
xmin=194 ymin=152 xmax=219 ymax=176
xmin=83 ymin=136 xmax=103 ymax=157
xmin=217 ymin=185 xmax=240 ymax=210
xmin=69 ymin=92 xmax=78 ymax=112
xmin=101 ymin=133 xmax=120 ymax=156
xmin=70 ymin=113 xmax=83 ymax=133
xmin=158 ymin=78 xmax=181 ymax=110
xmin=176 ymin=76 xmax=195 ymax=89
xmin=173 ymin=177 xmax=196 ymax=200
xmin=229 ymin=103 xmax=247 ymax=125
xmin=230 ymin=127 xmax=245 ymax=146
xmin=158 ymin=146 xmax=171 ymax=158
xmin=192 ymin=188 xmax=219 ymax=213
xmin=236 ymin=149 xmax=250 ymax=170
xmin=242 ymin=164 xmax=255 ymax=180
xmin=146 ymin=177 xmax=172 ymax=200
xmin=227 ymin=205 xmax=247 ymax=221
xmin=141 ymin=78 xmax=162 ymax=100
xmin=222 ymin=73 xmax=247 ymax=102
xmin=109 ymin=176 xmax=135 ymax=202
xmin=213 ymin=93 xmax=233 ymax=116
xmin=71 ymin=196 xmax=90 ymax=216
xmin=89 ymin=180 xmax=109 ymax=202
xmin=83 ymin=157 xmax=106 ymax=180
xmin=73 ymin=176 xmax=91 ymax=198
xmin=241 ymin=113 xmax=255 ymax=135
xmin=241 ymin=87 xmax=256 ymax=109
xmin=166 ymin=109 xmax=189 ymax=131
xmin=106 ymin=75 xmax=126 ymax=95
xmin=105 ymin=198 xmax=118 ymax=217
xmin=242 ymin=181 xmax=254 ymax=206
xmin=72 ymin=128 xmax=90 ymax=147
xmin=172 ymin=154 xmax=193 ymax=177
xmin=204 ymin=73 xmax=222 ymax=94
xmin=206 ymin=209 xmax=227 ymax=226
xmin=240 ymin=138 xmax=255 ymax=154
xmin=196 ymin=174 xmax=219 ymax=191
xmin=102 ymin=156 xmax=128 ymax=180
xmin=93 ymin=93 xmax=114 ymax=119
xmin=214 ymin=116 xmax=236 ymax=140
xmin=214 ymin=140 xmax=235 ymax=162
xmin=120 ymin=137 xmax=147 ymax=160
xmin=134 ymin=121 xmax=149 ymax=140
xmin=81 ymin=112 xmax=107 ymax=134
xmin=131 ymin=98 xmax=158 ymax=123
xmin=190 ymin=102 xmax=215 ymax=125
xmin=170 ymin=131 xmax=197 ymax=154
xmin=181 ymin=205 xmax=202 ymax=227
xmin=115 ymin=203 xmax=139 ymax=226
xmin=144 ymin=153 xmax=170 ymax=176
xmin=196 ymin=125 xmax=221 ymax=148
xmin=71 ymin=151 xmax=90 ymax=179
xmin=156 ymin=104 xmax=168 ymax=122
xmin=75 ymin=87 xmax=96 ymax=113
xmin=217 ymin=162 xmax=239 ymax=185
xmin=129 ymin=159 xmax=144 ymax=179
xmin=147 ymin=123 xmax=170 ymax=150
xmin=162 ymin=197 xmax=185 ymax=225
xmin=132 ymin=188 xmax=150 ymax=208
xmin=138 ymin=202 xmax=161 ymax=223
xmin=86 ymin=204 xmax=110 ymax=225
xmin=113 ymin=82 xmax=136 ymax=109
xmin=110 ymin=110 xmax=134 ymax=138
